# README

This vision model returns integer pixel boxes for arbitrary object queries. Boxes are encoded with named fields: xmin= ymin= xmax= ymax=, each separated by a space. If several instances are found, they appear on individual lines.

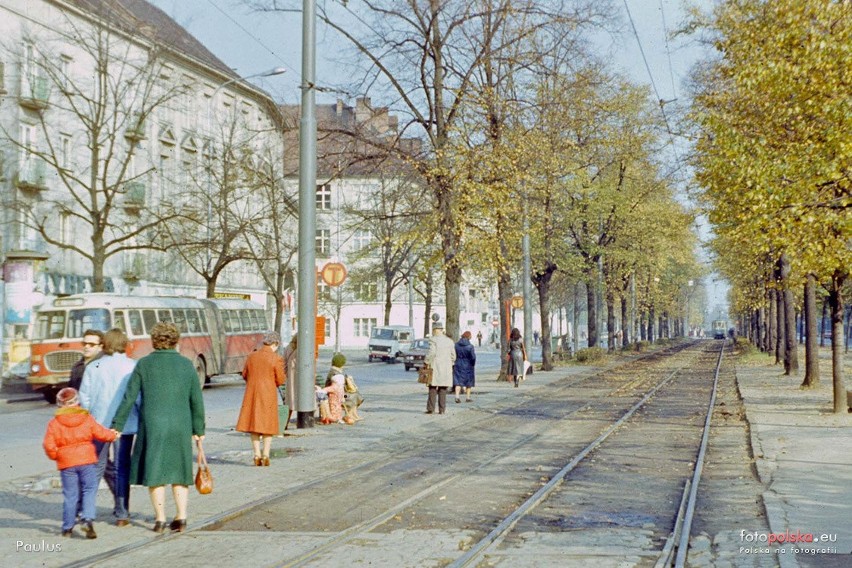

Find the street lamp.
xmin=203 ymin=67 xmax=286 ymax=274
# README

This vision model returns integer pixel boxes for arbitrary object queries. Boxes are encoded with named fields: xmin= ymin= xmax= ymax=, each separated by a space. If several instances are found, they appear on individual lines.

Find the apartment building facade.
xmin=0 ymin=0 xmax=283 ymax=368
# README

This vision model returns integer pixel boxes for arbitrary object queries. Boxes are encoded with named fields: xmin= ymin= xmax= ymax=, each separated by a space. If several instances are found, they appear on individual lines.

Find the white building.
xmin=282 ymin=98 xmax=495 ymax=349
xmin=0 ymin=0 xmax=283 ymax=368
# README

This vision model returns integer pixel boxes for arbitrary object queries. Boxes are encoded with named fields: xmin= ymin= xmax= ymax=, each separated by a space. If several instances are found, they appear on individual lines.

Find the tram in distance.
xmin=711 ymin=319 xmax=728 ymax=340
xmin=28 ymin=293 xmax=267 ymax=403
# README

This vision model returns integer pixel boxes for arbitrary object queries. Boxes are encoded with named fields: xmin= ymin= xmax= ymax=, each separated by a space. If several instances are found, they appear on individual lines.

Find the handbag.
xmin=194 ymin=441 xmax=213 ymax=495
xmin=417 ymin=365 xmax=432 ymax=384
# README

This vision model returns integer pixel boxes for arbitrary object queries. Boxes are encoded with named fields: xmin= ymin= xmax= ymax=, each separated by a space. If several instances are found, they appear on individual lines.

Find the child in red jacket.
xmin=43 ymin=387 xmax=117 ymax=538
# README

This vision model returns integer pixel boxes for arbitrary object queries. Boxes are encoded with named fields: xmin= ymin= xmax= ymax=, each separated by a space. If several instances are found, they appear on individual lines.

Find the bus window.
xmin=222 ymin=311 xmax=233 ymax=332
xmin=228 ymin=311 xmax=242 ymax=332
xmin=240 ymin=309 xmax=252 ymax=331
xmin=173 ymin=309 xmax=188 ymax=333
xmin=157 ymin=309 xmax=172 ymax=323
xmin=255 ymin=310 xmax=268 ymax=330
xmin=68 ymin=308 xmax=110 ymax=337
xmin=142 ymin=309 xmax=158 ymax=332
xmin=113 ymin=310 xmax=127 ymax=333
xmin=35 ymin=311 xmax=67 ymax=339
xmin=249 ymin=310 xmax=262 ymax=330
xmin=186 ymin=309 xmax=200 ymax=333
xmin=128 ymin=310 xmax=145 ymax=336
xmin=198 ymin=310 xmax=209 ymax=333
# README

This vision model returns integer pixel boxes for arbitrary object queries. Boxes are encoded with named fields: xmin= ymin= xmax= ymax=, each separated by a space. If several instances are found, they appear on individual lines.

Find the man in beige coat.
xmin=425 ymin=322 xmax=456 ymax=414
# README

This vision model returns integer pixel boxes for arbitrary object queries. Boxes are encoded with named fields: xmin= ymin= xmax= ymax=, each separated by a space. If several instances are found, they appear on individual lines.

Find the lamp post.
xmin=685 ymin=279 xmax=694 ymax=337
xmin=203 ymin=67 xmax=286 ymax=275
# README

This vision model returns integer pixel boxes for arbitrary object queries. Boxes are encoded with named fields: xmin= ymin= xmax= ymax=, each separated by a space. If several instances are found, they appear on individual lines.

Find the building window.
xmin=356 ymin=282 xmax=377 ymax=302
xmin=352 ymin=230 xmax=372 ymax=252
xmin=59 ymin=212 xmax=72 ymax=244
xmin=59 ymin=55 xmax=71 ymax=89
xmin=354 ymin=318 xmax=376 ymax=337
xmin=59 ymin=134 xmax=71 ymax=169
xmin=316 ymin=228 xmax=330 ymax=257
xmin=316 ymin=183 xmax=331 ymax=210
xmin=317 ymin=280 xmax=331 ymax=301
xmin=19 ymin=123 xmax=36 ymax=166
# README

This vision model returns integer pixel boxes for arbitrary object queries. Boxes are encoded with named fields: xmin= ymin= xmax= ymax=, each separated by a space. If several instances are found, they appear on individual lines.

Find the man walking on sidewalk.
xmin=425 ymin=322 xmax=455 ymax=415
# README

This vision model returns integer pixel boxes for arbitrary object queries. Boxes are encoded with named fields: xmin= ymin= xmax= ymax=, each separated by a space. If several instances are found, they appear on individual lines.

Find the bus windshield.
xmin=34 ymin=311 xmax=67 ymax=340
xmin=67 ymin=309 xmax=110 ymax=338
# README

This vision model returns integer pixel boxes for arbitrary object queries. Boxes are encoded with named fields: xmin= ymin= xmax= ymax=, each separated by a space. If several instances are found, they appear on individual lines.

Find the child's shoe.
xmin=82 ymin=521 xmax=97 ymax=539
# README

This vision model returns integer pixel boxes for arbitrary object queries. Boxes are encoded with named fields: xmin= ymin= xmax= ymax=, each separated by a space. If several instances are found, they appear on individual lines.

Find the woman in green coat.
xmin=112 ymin=322 xmax=205 ymax=534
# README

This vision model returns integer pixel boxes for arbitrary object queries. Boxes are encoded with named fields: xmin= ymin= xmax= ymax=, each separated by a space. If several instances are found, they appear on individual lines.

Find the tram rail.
xmin=70 ymin=340 xmax=727 ymax=568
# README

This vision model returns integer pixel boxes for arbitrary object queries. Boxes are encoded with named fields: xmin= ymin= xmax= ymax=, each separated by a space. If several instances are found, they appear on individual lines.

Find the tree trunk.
xmin=422 ymin=271 xmax=434 ymax=338
xmin=828 ymin=275 xmax=846 ymax=413
xmin=535 ymin=269 xmax=555 ymax=371
xmin=820 ymin=298 xmax=828 ymax=347
xmin=586 ymin=277 xmax=598 ymax=348
xmin=801 ymin=274 xmax=819 ymax=388
xmin=775 ymin=287 xmax=785 ymax=365
xmin=620 ymin=295 xmax=629 ymax=348
xmin=498 ymin=271 xmax=513 ymax=381
xmin=647 ymin=306 xmax=655 ymax=342
xmin=573 ymin=282 xmax=582 ymax=354
xmin=606 ymin=289 xmax=616 ymax=352
xmin=768 ymin=288 xmax=777 ymax=357
xmin=384 ymin=283 xmax=393 ymax=326
xmin=784 ymin=287 xmax=799 ymax=375
xmin=639 ymin=310 xmax=647 ymax=341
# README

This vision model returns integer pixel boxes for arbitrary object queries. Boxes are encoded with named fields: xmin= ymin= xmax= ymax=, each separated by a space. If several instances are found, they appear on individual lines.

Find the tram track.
xmin=73 ymin=341 xmax=732 ymax=568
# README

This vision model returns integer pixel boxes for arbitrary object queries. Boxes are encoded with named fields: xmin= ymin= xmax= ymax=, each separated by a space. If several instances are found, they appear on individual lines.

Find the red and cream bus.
xmin=28 ymin=294 xmax=268 ymax=402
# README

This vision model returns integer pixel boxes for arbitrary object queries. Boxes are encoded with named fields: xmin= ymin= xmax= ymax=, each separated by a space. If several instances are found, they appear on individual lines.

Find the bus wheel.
xmin=42 ymin=387 xmax=59 ymax=405
xmin=195 ymin=358 xmax=207 ymax=390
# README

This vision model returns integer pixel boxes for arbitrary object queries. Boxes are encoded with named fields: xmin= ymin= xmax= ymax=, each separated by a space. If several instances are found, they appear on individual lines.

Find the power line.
xmin=205 ymin=0 xmax=294 ymax=79
xmin=658 ymin=0 xmax=678 ymax=99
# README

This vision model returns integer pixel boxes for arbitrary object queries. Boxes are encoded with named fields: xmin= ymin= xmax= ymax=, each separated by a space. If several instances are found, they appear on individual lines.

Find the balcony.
xmin=19 ymin=75 xmax=49 ymax=110
xmin=123 ymin=181 xmax=146 ymax=211
xmin=14 ymin=160 xmax=49 ymax=192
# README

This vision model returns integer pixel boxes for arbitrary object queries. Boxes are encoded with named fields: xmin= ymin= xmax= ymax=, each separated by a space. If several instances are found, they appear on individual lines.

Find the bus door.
xmin=199 ymin=300 xmax=226 ymax=375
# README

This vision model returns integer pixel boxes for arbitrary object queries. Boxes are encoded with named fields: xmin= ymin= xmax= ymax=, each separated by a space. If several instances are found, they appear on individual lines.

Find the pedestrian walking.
xmin=326 ymin=353 xmax=362 ymax=423
xmin=43 ymin=387 xmax=118 ymax=539
xmin=424 ymin=322 xmax=456 ymax=414
xmin=476 ymin=331 xmax=483 ymax=347
xmin=236 ymin=331 xmax=286 ymax=466
xmin=111 ymin=322 xmax=205 ymax=534
xmin=453 ymin=331 xmax=476 ymax=403
xmin=506 ymin=328 xmax=527 ymax=388
xmin=78 ymin=328 xmax=139 ymax=527
xmin=68 ymin=329 xmax=104 ymax=390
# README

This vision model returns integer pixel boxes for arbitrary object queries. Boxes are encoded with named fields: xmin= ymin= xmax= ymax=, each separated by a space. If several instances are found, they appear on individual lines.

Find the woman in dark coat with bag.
xmin=236 ymin=332 xmax=285 ymax=466
xmin=111 ymin=322 xmax=205 ymax=534
xmin=453 ymin=331 xmax=476 ymax=403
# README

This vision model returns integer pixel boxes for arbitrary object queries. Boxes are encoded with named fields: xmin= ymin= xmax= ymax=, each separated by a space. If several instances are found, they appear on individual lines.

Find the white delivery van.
xmin=367 ymin=325 xmax=415 ymax=362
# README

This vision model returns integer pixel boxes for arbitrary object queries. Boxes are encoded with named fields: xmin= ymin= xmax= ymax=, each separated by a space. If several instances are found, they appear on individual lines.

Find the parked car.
xmin=402 ymin=338 xmax=431 ymax=371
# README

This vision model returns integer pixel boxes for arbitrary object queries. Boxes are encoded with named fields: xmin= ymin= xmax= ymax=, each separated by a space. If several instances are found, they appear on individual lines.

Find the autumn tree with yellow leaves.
xmin=691 ymin=0 xmax=851 ymax=411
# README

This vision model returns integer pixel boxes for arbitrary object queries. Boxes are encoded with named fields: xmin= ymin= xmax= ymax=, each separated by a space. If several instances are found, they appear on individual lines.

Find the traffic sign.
xmin=320 ymin=262 xmax=347 ymax=287
xmin=511 ymin=295 xmax=524 ymax=308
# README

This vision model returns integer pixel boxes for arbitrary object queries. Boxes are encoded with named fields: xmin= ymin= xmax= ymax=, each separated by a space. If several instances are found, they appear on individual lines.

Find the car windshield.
xmin=371 ymin=328 xmax=396 ymax=340
xmin=413 ymin=339 xmax=430 ymax=349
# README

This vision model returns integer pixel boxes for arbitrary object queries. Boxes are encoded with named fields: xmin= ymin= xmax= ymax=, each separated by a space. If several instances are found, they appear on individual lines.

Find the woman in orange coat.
xmin=236 ymin=332 xmax=285 ymax=466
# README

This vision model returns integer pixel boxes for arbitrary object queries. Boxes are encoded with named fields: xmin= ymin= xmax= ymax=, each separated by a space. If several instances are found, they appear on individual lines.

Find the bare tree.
xmin=0 ymin=21 xmax=185 ymax=291
xmin=163 ymin=112 xmax=281 ymax=298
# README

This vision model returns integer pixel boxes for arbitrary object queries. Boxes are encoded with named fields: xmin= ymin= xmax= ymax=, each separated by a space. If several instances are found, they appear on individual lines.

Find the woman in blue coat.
xmin=453 ymin=331 xmax=476 ymax=403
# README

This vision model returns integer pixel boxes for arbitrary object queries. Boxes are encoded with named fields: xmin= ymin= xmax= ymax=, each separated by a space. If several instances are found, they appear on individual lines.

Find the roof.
xmin=62 ymin=0 xmax=238 ymax=81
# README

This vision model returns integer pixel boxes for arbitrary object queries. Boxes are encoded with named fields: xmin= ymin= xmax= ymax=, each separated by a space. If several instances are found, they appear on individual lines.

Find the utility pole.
xmin=296 ymin=0 xmax=317 ymax=428
xmin=522 ymin=190 xmax=532 ymax=357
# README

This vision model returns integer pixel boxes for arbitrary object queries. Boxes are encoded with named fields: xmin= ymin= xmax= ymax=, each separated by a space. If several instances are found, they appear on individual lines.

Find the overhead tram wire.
xmin=621 ymin=0 xmax=687 ymax=188
xmin=205 ymin=0 xmax=294 ymax=80
xmin=658 ymin=0 xmax=679 ymax=100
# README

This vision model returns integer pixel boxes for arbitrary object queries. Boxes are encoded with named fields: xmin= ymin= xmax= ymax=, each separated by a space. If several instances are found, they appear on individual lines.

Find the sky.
xmin=147 ymin=0 xmax=728 ymax=318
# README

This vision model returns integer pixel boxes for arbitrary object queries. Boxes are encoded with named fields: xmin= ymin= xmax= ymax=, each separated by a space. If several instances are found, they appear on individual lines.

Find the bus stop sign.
xmin=320 ymin=262 xmax=347 ymax=287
